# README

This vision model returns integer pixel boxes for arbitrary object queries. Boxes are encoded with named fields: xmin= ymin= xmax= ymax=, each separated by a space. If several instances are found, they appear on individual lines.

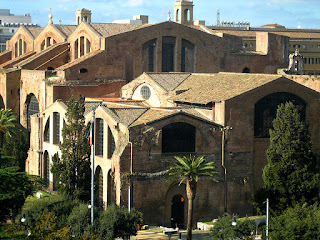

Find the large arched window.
xmin=162 ymin=122 xmax=196 ymax=153
xmin=254 ymin=92 xmax=306 ymax=138
xmin=108 ymin=126 xmax=115 ymax=158
xmin=44 ymin=117 xmax=50 ymax=142
xmin=95 ymin=166 xmax=103 ymax=209
xmin=74 ymin=36 xmax=91 ymax=59
xmin=107 ymin=170 xmax=115 ymax=205
xmin=53 ymin=112 xmax=60 ymax=144
xmin=142 ymin=39 xmax=157 ymax=72
xmin=26 ymin=94 xmax=39 ymax=131
xmin=95 ymin=118 xmax=103 ymax=156
xmin=162 ymin=37 xmax=176 ymax=72
xmin=181 ymin=39 xmax=195 ymax=72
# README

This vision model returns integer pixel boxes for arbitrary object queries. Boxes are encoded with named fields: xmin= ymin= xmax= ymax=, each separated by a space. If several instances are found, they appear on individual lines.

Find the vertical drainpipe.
xmin=128 ymin=137 xmax=133 ymax=212
xmin=221 ymin=126 xmax=232 ymax=213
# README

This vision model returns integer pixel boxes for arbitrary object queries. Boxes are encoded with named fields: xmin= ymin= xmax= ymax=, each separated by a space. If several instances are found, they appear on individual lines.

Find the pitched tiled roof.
xmin=110 ymin=108 xmax=148 ymax=126
xmin=0 ymin=51 xmax=36 ymax=69
xmin=171 ymin=72 xmax=282 ymax=104
xmin=84 ymin=102 xmax=101 ymax=116
xmin=146 ymin=73 xmax=191 ymax=92
xmin=57 ymin=50 xmax=103 ymax=70
xmin=25 ymin=26 xmax=44 ymax=38
xmin=89 ymin=23 xmax=143 ymax=37
xmin=55 ymin=25 xmax=77 ymax=37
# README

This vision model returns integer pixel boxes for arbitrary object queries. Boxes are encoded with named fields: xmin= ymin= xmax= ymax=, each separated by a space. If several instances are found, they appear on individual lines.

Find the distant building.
xmin=0 ymin=9 xmax=38 ymax=52
xmin=210 ymin=23 xmax=320 ymax=75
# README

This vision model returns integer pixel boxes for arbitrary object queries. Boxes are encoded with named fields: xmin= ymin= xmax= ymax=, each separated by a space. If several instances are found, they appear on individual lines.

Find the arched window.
xmin=107 ymin=170 xmax=115 ymax=205
xmin=162 ymin=37 xmax=176 ymax=72
xmin=181 ymin=39 xmax=195 ymax=72
xmin=44 ymin=117 xmax=50 ymax=142
xmin=242 ymin=67 xmax=250 ymax=73
xmin=26 ymin=94 xmax=39 ymax=131
xmin=184 ymin=9 xmax=190 ymax=22
xmin=141 ymin=86 xmax=151 ymax=100
xmin=0 ymin=95 xmax=4 ymax=109
xmin=162 ymin=122 xmax=196 ymax=153
xmin=43 ymin=151 xmax=50 ymax=187
xmin=80 ymin=68 xmax=88 ymax=73
xmin=108 ymin=126 xmax=115 ymax=159
xmin=254 ymin=92 xmax=306 ymax=138
xmin=95 ymin=118 xmax=103 ymax=156
xmin=176 ymin=9 xmax=180 ymax=21
xmin=74 ymin=39 xmax=79 ymax=59
xmin=95 ymin=166 xmax=103 ymax=209
xmin=53 ymin=112 xmax=60 ymax=144
xmin=47 ymin=66 xmax=54 ymax=71
xmin=142 ymin=39 xmax=157 ymax=72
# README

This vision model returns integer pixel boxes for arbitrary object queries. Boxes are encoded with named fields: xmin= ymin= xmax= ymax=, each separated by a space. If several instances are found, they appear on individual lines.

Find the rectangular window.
xmin=303 ymin=58 xmax=307 ymax=64
xmin=317 ymin=45 xmax=320 ymax=48
xmin=302 ymin=44 xmax=306 ymax=49
xmin=309 ymin=58 xmax=314 ymax=64
xmin=294 ymin=44 xmax=300 ymax=48
xmin=53 ymin=112 xmax=60 ymax=144
xmin=310 ymin=45 xmax=314 ymax=48
xmin=95 ymin=118 xmax=103 ymax=156
xmin=316 ymin=58 xmax=320 ymax=64
xmin=162 ymin=37 xmax=176 ymax=72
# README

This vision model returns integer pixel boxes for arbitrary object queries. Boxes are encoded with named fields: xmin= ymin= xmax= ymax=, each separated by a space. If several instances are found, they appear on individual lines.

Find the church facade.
xmin=1 ymin=0 xmax=320 ymax=227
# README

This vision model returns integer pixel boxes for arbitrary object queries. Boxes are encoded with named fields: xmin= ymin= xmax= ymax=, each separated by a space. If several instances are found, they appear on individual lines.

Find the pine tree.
xmin=51 ymin=95 xmax=91 ymax=201
xmin=262 ymin=102 xmax=319 ymax=212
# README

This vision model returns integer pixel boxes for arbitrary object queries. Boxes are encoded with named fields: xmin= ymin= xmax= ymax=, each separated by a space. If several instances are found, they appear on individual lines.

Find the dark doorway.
xmin=171 ymin=194 xmax=185 ymax=229
xmin=242 ymin=67 xmax=250 ymax=73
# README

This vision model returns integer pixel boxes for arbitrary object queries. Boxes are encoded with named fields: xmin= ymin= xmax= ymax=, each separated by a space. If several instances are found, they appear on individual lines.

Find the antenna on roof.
xmin=217 ymin=9 xmax=220 ymax=26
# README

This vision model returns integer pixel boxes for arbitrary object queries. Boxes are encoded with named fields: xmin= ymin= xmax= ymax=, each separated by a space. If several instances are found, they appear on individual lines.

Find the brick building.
xmin=2 ymin=0 xmax=320 ymax=227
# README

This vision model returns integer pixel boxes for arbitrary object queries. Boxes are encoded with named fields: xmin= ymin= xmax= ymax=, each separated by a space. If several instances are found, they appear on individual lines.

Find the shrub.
xmin=67 ymin=203 xmax=93 ymax=238
xmin=270 ymin=204 xmax=320 ymax=240
xmin=96 ymin=205 xmax=142 ymax=240
xmin=49 ymin=198 xmax=80 ymax=228
xmin=211 ymin=214 xmax=255 ymax=240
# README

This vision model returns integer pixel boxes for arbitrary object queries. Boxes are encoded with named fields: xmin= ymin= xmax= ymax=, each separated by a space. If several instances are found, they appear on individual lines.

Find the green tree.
xmin=167 ymin=155 xmax=218 ymax=240
xmin=0 ymin=109 xmax=22 ymax=148
xmin=0 ymin=153 xmax=34 ymax=222
xmin=211 ymin=214 xmax=255 ymax=240
xmin=51 ymin=95 xmax=91 ymax=201
xmin=269 ymin=204 xmax=320 ymax=240
xmin=258 ymin=102 xmax=319 ymax=212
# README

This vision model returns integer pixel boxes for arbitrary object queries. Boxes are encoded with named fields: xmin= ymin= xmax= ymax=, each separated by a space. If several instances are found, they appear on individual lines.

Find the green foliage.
xmin=51 ymin=95 xmax=91 ymax=201
xmin=255 ymin=102 xmax=319 ymax=212
xmin=31 ymin=208 xmax=58 ymax=239
xmin=270 ymin=204 xmax=320 ymax=240
xmin=0 ymin=154 xmax=34 ymax=222
xmin=96 ymin=205 xmax=141 ymax=240
xmin=67 ymin=203 xmax=92 ymax=238
xmin=0 ymin=108 xmax=23 ymax=148
xmin=1 ymin=133 xmax=29 ymax=171
xmin=210 ymin=214 xmax=255 ymax=240
xmin=167 ymin=155 xmax=218 ymax=184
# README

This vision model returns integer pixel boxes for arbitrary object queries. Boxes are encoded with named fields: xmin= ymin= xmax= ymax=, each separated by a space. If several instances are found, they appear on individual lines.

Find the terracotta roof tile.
xmin=55 ymin=25 xmax=77 ymax=37
xmin=111 ymin=108 xmax=148 ymax=126
xmin=25 ymin=26 xmax=44 ymax=38
xmin=171 ymin=72 xmax=282 ymax=104
xmin=89 ymin=23 xmax=142 ymax=37
xmin=146 ymin=72 xmax=191 ymax=92
xmin=57 ymin=50 xmax=103 ymax=70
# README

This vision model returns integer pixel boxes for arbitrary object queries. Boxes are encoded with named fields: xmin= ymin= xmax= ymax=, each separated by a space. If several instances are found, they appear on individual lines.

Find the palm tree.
xmin=0 ymin=109 xmax=22 ymax=147
xmin=167 ymin=155 xmax=218 ymax=240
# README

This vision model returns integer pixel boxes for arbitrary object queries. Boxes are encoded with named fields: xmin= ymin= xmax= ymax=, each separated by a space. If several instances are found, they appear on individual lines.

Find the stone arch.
xmin=107 ymin=170 xmax=116 ymax=205
xmin=95 ymin=165 xmax=104 ymax=209
xmin=242 ymin=67 xmax=250 ymax=73
xmin=162 ymin=122 xmax=196 ymax=153
xmin=43 ymin=151 xmax=50 ymax=187
xmin=26 ymin=93 xmax=39 ymax=132
xmin=0 ymin=95 xmax=4 ymax=109
xmin=254 ymin=92 xmax=306 ymax=138
xmin=165 ymin=183 xmax=187 ymax=228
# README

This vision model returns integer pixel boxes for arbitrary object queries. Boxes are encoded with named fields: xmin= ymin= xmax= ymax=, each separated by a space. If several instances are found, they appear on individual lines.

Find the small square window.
xmin=302 ymin=44 xmax=306 ymax=48
xmin=294 ymin=44 xmax=300 ymax=48
xmin=310 ymin=45 xmax=314 ymax=48
xmin=309 ymin=58 xmax=314 ymax=64
xmin=317 ymin=45 xmax=320 ymax=48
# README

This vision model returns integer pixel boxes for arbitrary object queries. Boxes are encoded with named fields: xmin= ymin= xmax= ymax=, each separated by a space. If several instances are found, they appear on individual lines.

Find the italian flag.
xmin=87 ymin=121 xmax=94 ymax=146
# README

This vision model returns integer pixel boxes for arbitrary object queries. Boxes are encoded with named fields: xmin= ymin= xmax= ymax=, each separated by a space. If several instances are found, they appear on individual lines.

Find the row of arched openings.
xmin=95 ymin=167 xmax=115 ymax=208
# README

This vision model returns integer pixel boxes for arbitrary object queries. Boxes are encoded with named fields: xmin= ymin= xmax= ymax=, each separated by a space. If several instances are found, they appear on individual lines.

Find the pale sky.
xmin=2 ymin=0 xmax=320 ymax=29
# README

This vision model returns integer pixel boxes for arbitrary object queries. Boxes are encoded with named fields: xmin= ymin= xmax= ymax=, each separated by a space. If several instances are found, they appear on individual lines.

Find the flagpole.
xmin=91 ymin=107 xmax=96 ymax=226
